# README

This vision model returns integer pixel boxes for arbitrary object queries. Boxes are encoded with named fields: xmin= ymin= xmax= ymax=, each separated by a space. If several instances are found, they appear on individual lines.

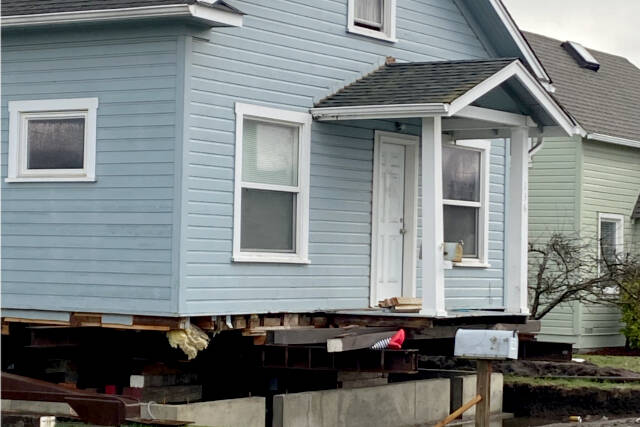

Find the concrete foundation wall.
xmin=142 ymin=397 xmax=265 ymax=427
xmin=273 ymin=378 xmax=450 ymax=427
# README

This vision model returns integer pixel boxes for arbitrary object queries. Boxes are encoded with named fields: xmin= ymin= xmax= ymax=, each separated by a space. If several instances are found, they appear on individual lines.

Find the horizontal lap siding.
xmin=416 ymin=140 xmax=506 ymax=309
xmin=527 ymin=137 xmax=580 ymax=340
xmin=576 ymin=140 xmax=640 ymax=345
xmin=1 ymin=27 xmax=182 ymax=315
xmin=181 ymin=0 xmax=490 ymax=315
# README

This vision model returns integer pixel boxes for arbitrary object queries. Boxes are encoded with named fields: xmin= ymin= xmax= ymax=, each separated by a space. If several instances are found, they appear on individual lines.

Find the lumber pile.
xmin=378 ymin=297 xmax=422 ymax=313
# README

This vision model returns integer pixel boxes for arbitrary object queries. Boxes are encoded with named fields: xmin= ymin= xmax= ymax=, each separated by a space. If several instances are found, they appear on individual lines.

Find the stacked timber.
xmin=378 ymin=297 xmax=422 ymax=313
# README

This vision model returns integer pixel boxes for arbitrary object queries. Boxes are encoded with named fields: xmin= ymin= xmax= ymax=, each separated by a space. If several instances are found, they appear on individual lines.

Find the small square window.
xmin=7 ymin=98 xmax=98 ymax=182
xmin=348 ymin=0 xmax=396 ymax=42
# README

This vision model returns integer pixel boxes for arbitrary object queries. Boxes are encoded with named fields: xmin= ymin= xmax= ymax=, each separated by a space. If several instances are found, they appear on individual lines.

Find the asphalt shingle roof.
xmin=1 ymin=0 xmax=241 ymax=16
xmin=524 ymin=32 xmax=640 ymax=143
xmin=633 ymin=196 xmax=640 ymax=220
xmin=314 ymin=59 xmax=518 ymax=108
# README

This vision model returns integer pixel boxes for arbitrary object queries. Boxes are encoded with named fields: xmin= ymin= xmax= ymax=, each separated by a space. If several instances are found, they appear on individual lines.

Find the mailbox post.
xmin=454 ymin=329 xmax=519 ymax=427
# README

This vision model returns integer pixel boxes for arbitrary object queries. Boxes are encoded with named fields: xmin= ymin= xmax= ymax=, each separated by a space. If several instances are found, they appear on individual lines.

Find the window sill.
xmin=5 ymin=176 xmax=96 ymax=183
xmin=233 ymin=254 xmax=310 ymax=264
xmin=453 ymin=260 xmax=491 ymax=268
xmin=347 ymin=25 xmax=397 ymax=43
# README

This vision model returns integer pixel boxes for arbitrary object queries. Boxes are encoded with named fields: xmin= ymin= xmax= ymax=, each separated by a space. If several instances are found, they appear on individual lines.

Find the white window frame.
xmin=597 ymin=212 xmax=624 ymax=281
xmin=347 ymin=0 xmax=397 ymax=43
xmin=6 ymin=98 xmax=98 ymax=183
xmin=442 ymin=139 xmax=491 ymax=268
xmin=233 ymin=103 xmax=311 ymax=264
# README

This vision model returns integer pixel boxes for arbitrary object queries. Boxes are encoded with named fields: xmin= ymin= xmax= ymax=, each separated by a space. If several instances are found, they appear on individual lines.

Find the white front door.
xmin=371 ymin=132 xmax=419 ymax=305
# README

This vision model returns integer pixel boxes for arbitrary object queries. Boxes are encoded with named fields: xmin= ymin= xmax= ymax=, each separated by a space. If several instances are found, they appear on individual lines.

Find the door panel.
xmin=375 ymin=140 xmax=405 ymax=300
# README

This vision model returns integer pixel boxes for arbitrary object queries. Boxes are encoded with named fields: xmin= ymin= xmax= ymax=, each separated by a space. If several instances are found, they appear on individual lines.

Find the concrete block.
xmin=142 ymin=397 xmax=265 ymax=427
xmin=274 ymin=378 xmax=450 ymax=427
xmin=416 ymin=378 xmax=450 ymax=423
xmin=1 ymin=400 xmax=76 ymax=417
xmin=338 ymin=382 xmax=415 ymax=427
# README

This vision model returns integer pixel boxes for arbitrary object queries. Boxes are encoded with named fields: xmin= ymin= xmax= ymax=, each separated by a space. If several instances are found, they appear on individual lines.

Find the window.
xmin=7 ymin=98 xmax=98 ymax=182
xmin=233 ymin=103 xmax=311 ymax=263
xmin=347 ymin=0 xmax=396 ymax=42
xmin=598 ymin=213 xmax=624 ymax=270
xmin=442 ymin=140 xmax=491 ymax=267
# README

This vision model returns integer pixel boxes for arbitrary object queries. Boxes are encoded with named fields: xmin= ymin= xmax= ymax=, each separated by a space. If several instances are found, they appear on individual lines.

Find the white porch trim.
xmin=420 ymin=116 xmax=447 ymax=317
xmin=311 ymin=103 xmax=448 ymax=121
xmin=1 ymin=3 xmax=243 ymax=28
xmin=586 ymin=133 xmax=640 ymax=149
xmin=505 ymin=127 xmax=530 ymax=314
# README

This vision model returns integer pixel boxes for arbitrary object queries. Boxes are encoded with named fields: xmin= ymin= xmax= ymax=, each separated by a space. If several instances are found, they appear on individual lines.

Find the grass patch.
xmin=581 ymin=355 xmax=640 ymax=374
xmin=504 ymin=375 xmax=640 ymax=390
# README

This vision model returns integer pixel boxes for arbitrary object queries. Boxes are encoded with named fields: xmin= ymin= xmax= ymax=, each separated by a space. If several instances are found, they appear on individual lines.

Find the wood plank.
xmin=390 ymin=297 xmax=422 ymax=306
xmin=475 ymin=360 xmax=492 ymax=427
xmin=332 ymin=315 xmax=433 ymax=329
xmin=263 ymin=316 xmax=282 ymax=327
xmin=435 ymin=394 xmax=482 ymax=427
xmin=327 ymin=331 xmax=395 ymax=353
xmin=391 ymin=305 xmax=421 ymax=313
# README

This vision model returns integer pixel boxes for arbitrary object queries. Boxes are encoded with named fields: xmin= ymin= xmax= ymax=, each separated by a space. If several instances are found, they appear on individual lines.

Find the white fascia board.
xmin=455 ymin=105 xmax=537 ymax=128
xmin=2 ymin=4 xmax=242 ymax=28
xmin=488 ymin=0 xmax=550 ymax=84
xmin=586 ymin=133 xmax=640 ymax=149
xmin=310 ymin=103 xmax=448 ymax=121
xmin=448 ymin=61 xmax=575 ymax=136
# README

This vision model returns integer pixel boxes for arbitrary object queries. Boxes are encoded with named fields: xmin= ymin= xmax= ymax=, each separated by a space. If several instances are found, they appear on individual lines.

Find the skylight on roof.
xmin=562 ymin=41 xmax=600 ymax=71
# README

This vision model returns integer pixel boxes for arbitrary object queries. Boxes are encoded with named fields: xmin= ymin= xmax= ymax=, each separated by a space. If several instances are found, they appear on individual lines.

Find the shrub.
xmin=620 ymin=280 xmax=640 ymax=349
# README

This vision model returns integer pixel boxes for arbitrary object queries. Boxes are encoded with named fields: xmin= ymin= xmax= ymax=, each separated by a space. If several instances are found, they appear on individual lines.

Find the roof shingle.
xmin=524 ymin=32 xmax=640 ymax=143
xmin=314 ymin=59 xmax=517 ymax=108
xmin=633 ymin=196 xmax=640 ymax=220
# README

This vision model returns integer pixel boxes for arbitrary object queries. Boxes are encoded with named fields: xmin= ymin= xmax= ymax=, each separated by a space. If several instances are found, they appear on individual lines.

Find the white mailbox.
xmin=454 ymin=329 xmax=518 ymax=360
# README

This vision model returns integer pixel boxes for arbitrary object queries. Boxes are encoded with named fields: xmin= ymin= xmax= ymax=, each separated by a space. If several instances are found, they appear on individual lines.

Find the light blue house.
xmin=1 ymin=0 xmax=578 ymax=326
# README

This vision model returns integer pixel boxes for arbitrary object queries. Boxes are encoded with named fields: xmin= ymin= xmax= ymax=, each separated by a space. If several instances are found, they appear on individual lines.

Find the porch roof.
xmin=312 ymin=58 xmax=577 ymax=136
xmin=316 ymin=58 xmax=517 ymax=108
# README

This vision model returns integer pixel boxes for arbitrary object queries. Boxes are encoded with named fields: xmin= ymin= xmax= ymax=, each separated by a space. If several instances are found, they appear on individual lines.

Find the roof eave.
xmin=310 ymin=103 xmax=449 ymax=121
xmin=0 ymin=3 xmax=243 ymax=28
xmin=486 ymin=0 xmax=552 ymax=84
xmin=585 ymin=133 xmax=640 ymax=149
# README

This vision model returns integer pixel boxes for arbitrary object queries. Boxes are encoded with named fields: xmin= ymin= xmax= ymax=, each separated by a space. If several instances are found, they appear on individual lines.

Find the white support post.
xmin=506 ymin=127 xmax=530 ymax=314
xmin=420 ymin=116 xmax=447 ymax=317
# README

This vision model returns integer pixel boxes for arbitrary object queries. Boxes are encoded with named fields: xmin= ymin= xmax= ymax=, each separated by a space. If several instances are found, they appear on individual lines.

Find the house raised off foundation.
xmin=0 ymin=0 xmax=578 ymax=425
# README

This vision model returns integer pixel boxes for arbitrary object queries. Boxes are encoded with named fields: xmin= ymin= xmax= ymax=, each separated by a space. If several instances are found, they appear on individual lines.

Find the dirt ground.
xmin=420 ymin=356 xmax=640 ymax=378
xmin=541 ymin=417 xmax=640 ymax=427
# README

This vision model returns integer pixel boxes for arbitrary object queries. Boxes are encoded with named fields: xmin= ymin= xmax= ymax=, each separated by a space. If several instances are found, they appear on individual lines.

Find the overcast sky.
xmin=502 ymin=0 xmax=640 ymax=67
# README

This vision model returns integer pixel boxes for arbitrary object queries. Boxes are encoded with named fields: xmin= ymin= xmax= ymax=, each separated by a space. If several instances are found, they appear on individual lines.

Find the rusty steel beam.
xmin=1 ymin=372 xmax=139 ymax=426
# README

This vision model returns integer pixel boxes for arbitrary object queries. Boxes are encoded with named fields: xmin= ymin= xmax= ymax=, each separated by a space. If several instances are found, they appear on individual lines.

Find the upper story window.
xmin=233 ymin=103 xmax=311 ymax=264
xmin=348 ymin=0 xmax=397 ymax=42
xmin=442 ymin=140 xmax=491 ymax=267
xmin=7 ymin=98 xmax=98 ymax=182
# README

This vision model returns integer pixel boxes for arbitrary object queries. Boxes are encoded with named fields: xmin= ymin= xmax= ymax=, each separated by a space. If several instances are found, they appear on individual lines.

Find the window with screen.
xmin=348 ymin=0 xmax=396 ymax=41
xmin=233 ymin=103 xmax=311 ymax=263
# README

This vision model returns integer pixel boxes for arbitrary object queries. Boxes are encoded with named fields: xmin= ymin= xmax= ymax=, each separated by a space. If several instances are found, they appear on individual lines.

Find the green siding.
xmin=531 ymin=138 xmax=640 ymax=348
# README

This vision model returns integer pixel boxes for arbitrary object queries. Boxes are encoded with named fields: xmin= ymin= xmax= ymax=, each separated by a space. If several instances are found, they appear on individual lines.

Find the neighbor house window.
xmin=442 ymin=140 xmax=491 ymax=267
xmin=7 ymin=98 xmax=98 ymax=182
xmin=347 ymin=0 xmax=397 ymax=42
xmin=598 ymin=213 xmax=624 ymax=268
xmin=233 ymin=103 xmax=311 ymax=263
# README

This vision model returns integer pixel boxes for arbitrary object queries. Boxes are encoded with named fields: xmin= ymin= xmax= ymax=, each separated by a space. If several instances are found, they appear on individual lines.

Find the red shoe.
xmin=388 ymin=329 xmax=405 ymax=349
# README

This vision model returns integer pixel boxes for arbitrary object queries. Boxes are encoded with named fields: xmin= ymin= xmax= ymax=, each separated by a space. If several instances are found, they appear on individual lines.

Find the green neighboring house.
xmin=525 ymin=32 xmax=640 ymax=349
